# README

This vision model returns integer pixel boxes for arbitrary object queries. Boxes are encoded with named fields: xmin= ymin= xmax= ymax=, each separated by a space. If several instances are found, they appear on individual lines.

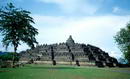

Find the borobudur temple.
xmin=20 ymin=35 xmax=118 ymax=67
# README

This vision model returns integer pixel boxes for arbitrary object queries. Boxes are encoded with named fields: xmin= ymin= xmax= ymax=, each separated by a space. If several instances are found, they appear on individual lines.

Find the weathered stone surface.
xmin=19 ymin=35 xmax=118 ymax=67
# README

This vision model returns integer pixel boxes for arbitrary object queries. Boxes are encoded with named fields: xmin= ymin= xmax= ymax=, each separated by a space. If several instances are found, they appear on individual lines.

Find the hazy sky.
xmin=0 ymin=0 xmax=130 ymax=59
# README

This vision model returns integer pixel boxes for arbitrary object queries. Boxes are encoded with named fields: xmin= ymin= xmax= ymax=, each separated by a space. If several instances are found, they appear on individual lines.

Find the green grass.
xmin=0 ymin=64 xmax=130 ymax=79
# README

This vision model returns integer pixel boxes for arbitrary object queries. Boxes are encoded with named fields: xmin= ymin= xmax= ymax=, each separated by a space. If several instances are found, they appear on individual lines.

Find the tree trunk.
xmin=12 ymin=45 xmax=17 ymax=67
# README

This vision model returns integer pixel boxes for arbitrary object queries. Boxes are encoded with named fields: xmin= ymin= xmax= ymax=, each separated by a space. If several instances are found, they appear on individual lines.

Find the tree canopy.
xmin=114 ymin=22 xmax=130 ymax=64
xmin=0 ymin=3 xmax=38 ymax=52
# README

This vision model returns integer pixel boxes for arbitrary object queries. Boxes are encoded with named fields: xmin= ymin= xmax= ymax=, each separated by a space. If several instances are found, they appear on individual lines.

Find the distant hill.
xmin=0 ymin=51 xmax=9 ymax=55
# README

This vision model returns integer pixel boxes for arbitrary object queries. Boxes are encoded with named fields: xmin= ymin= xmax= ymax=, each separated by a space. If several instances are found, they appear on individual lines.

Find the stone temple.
xmin=20 ymin=35 xmax=118 ymax=67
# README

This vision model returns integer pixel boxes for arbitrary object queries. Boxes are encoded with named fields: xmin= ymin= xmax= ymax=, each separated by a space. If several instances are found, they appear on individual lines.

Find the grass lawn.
xmin=0 ymin=64 xmax=130 ymax=79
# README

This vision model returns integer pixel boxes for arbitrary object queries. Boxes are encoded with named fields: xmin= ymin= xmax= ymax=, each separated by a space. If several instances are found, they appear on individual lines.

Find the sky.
xmin=0 ymin=0 xmax=130 ymax=59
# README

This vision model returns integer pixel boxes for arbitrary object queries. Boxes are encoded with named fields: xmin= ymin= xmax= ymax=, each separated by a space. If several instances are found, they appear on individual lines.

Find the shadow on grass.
xmin=0 ymin=70 xmax=11 ymax=72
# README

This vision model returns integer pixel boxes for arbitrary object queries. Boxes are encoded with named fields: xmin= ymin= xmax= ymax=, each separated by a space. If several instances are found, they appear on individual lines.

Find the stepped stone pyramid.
xmin=20 ymin=35 xmax=118 ymax=67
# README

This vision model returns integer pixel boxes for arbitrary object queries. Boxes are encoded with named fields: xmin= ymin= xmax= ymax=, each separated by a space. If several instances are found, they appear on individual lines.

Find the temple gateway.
xmin=20 ymin=35 xmax=118 ymax=67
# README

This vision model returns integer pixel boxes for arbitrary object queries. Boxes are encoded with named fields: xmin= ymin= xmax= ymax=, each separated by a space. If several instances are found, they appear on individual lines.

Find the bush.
xmin=0 ymin=52 xmax=19 ymax=68
xmin=0 ymin=60 xmax=12 ymax=68
xmin=105 ymin=62 xmax=114 ymax=67
xmin=95 ymin=61 xmax=104 ymax=67
xmin=52 ymin=60 xmax=56 ymax=65
xmin=76 ymin=60 xmax=80 ymax=66
xmin=28 ymin=59 xmax=34 ymax=64
xmin=0 ymin=52 xmax=19 ymax=61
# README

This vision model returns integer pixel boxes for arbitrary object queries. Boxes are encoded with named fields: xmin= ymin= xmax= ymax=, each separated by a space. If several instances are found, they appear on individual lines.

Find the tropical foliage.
xmin=114 ymin=22 xmax=130 ymax=64
xmin=0 ymin=3 xmax=38 ymax=52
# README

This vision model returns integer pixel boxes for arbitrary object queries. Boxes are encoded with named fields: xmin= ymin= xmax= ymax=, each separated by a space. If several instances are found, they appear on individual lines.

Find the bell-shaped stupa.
xmin=66 ymin=35 xmax=75 ymax=46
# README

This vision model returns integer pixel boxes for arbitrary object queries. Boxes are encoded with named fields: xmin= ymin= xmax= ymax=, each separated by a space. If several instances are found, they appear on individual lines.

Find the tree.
xmin=118 ymin=58 xmax=127 ymax=64
xmin=114 ymin=22 xmax=130 ymax=64
xmin=0 ymin=3 xmax=38 ymax=64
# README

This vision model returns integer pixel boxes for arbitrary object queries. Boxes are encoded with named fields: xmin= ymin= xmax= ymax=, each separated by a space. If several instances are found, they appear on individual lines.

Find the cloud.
xmin=113 ymin=7 xmax=121 ymax=13
xmin=37 ymin=0 xmax=102 ymax=14
xmin=1 ymin=13 xmax=129 ymax=58
xmin=109 ymin=50 xmax=123 ymax=59
xmin=112 ymin=6 xmax=130 ymax=14
xmin=31 ymin=14 xmax=130 ymax=58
